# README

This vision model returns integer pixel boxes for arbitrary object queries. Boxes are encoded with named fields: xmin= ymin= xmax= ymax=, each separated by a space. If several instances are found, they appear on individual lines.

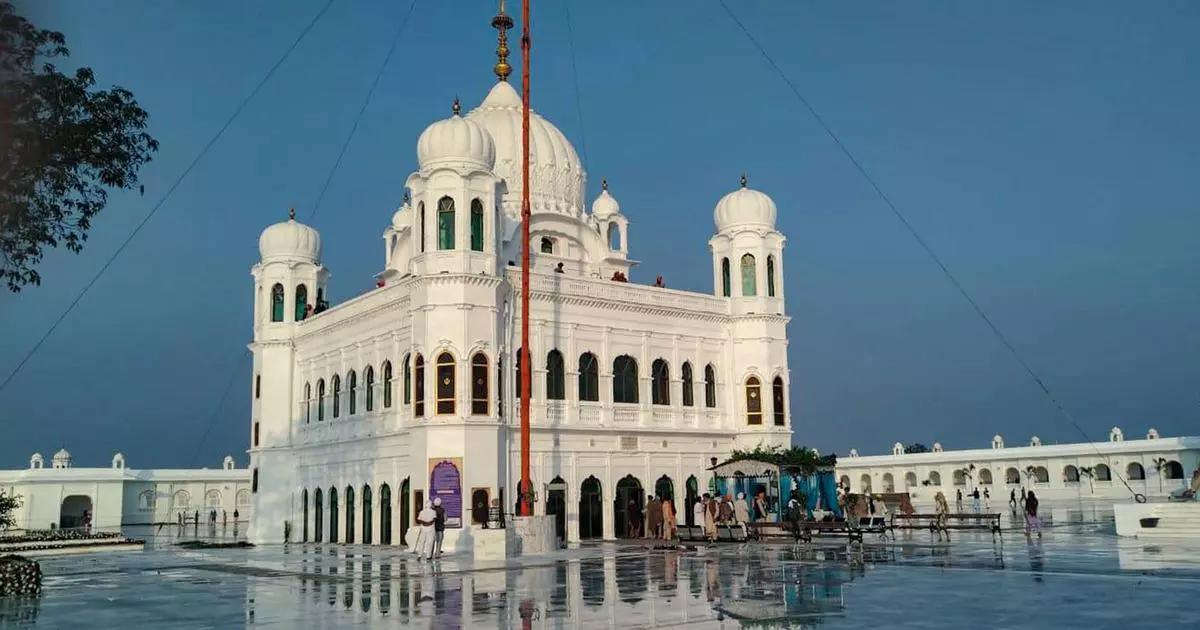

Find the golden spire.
xmin=740 ymin=173 xmax=748 ymax=188
xmin=288 ymin=206 xmax=296 ymax=220
xmin=491 ymin=0 xmax=514 ymax=82
xmin=601 ymin=178 xmax=608 ymax=192
xmin=452 ymin=96 xmax=461 ymax=115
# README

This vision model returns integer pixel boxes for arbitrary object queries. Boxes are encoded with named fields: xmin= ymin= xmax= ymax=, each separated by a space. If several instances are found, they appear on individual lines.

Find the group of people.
xmin=176 ymin=509 xmax=239 ymax=527
xmin=954 ymin=487 xmax=991 ymax=512
xmin=933 ymin=488 xmax=1041 ymax=539
xmin=410 ymin=497 xmax=446 ymax=560
xmin=622 ymin=491 xmax=772 ymax=542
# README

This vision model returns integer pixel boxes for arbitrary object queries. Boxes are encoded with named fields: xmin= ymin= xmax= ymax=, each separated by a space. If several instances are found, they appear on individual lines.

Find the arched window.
xmin=1033 ymin=466 xmax=1050 ymax=483
xmin=767 ymin=255 xmax=776 ymax=297
xmin=720 ymin=258 xmax=731 ymax=297
xmin=314 ymin=488 xmax=324 ymax=542
xmin=437 ymin=196 xmax=455 ymax=250
xmin=772 ymin=376 xmax=785 ymax=426
xmin=1127 ymin=462 xmax=1145 ymax=481
xmin=979 ymin=469 xmax=993 ymax=485
xmin=681 ymin=362 xmax=694 ymax=407
xmin=331 ymin=374 xmax=342 ymax=418
xmin=382 ymin=360 xmax=393 ymax=409
xmin=745 ymin=376 xmax=763 ymax=425
xmin=546 ymin=349 xmax=565 ymax=400
xmin=317 ymin=379 xmax=326 ymax=421
xmin=928 ymin=471 xmax=942 ymax=486
xmin=704 ymin=364 xmax=717 ymax=408
xmin=1064 ymin=465 xmax=1079 ymax=483
xmin=612 ymin=355 xmax=639 ymax=404
xmin=435 ymin=352 xmax=455 ymax=415
xmin=904 ymin=472 xmax=917 ymax=488
xmin=1095 ymin=464 xmax=1112 ymax=481
xmin=540 ymin=236 xmax=554 ymax=254
xmin=497 ymin=356 xmax=504 ymax=417
xmin=651 ymin=359 xmax=670 ymax=405
xmin=301 ymin=489 xmax=309 ymax=542
xmin=578 ymin=352 xmax=599 ymax=402
xmin=1005 ymin=467 xmax=1020 ymax=484
xmin=470 ymin=199 xmax=484 ymax=251
xmin=1165 ymin=461 xmax=1185 ymax=480
xmin=295 ymin=284 xmax=308 ymax=321
xmin=607 ymin=223 xmax=620 ymax=250
xmin=414 ymin=354 xmax=426 ymax=416
xmin=418 ymin=201 xmax=426 ymax=252
xmin=471 ymin=353 xmax=489 ymax=415
xmin=741 ymin=254 xmax=757 ymax=296
xmin=303 ymin=382 xmax=312 ymax=423
xmin=347 ymin=370 xmax=357 ymax=415
xmin=364 ymin=365 xmax=375 ymax=411
xmin=270 ymin=283 xmax=285 ymax=322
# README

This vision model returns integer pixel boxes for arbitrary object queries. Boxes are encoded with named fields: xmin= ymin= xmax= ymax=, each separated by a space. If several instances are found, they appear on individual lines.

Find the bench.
xmin=891 ymin=512 xmax=1002 ymax=540
xmin=677 ymin=523 xmax=750 ymax=543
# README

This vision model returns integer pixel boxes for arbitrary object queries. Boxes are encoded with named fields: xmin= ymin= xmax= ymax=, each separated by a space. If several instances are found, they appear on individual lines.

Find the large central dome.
xmin=467 ymin=81 xmax=586 ymax=217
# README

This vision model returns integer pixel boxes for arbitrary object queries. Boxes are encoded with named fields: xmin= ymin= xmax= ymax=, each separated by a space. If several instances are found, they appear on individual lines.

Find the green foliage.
xmin=0 ymin=490 xmax=20 ymax=530
xmin=726 ymin=444 xmax=836 ymax=474
xmin=903 ymin=443 xmax=929 ymax=454
xmin=0 ymin=2 xmax=159 ymax=291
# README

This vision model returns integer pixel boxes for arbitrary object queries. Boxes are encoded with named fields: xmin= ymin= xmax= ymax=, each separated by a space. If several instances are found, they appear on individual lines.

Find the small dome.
xmin=591 ymin=180 xmax=620 ymax=219
xmin=714 ymin=174 xmax=777 ymax=232
xmin=391 ymin=197 xmax=411 ymax=231
xmin=259 ymin=208 xmax=321 ymax=263
xmin=53 ymin=448 xmax=70 ymax=460
xmin=417 ymin=99 xmax=495 ymax=171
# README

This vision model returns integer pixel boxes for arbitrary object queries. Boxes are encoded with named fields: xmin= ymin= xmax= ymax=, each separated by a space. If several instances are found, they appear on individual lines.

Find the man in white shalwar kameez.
xmin=415 ymin=501 xmax=437 ymax=560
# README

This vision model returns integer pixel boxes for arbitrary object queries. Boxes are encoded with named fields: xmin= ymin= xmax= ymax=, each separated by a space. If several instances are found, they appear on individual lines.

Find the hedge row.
xmin=0 ymin=556 xmax=41 ymax=597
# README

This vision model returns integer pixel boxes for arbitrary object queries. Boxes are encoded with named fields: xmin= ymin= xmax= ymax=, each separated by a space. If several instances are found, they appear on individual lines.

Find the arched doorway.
xmin=329 ymin=488 xmax=339 ymax=543
xmin=655 ymin=475 xmax=674 ymax=502
xmin=59 ymin=495 xmax=92 ymax=529
xmin=471 ymin=488 xmax=490 ymax=526
xmin=314 ymin=488 xmax=324 ymax=542
xmin=614 ymin=475 xmax=644 ymax=538
xmin=546 ymin=476 xmax=567 ymax=545
xmin=380 ymin=484 xmax=392 ymax=545
xmin=362 ymin=484 xmax=372 ymax=545
xmin=345 ymin=486 xmax=356 ymax=544
xmin=301 ymin=489 xmax=309 ymax=542
xmin=685 ymin=476 xmax=699 ymax=527
xmin=399 ymin=478 xmax=410 ymax=545
xmin=579 ymin=476 xmax=603 ymax=539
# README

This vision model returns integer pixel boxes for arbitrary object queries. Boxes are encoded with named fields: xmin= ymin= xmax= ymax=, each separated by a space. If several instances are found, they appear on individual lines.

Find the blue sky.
xmin=2 ymin=1 xmax=1197 ymax=468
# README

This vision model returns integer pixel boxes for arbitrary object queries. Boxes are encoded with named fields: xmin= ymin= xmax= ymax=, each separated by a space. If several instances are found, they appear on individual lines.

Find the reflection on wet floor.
xmin=5 ymin=518 xmax=1200 ymax=628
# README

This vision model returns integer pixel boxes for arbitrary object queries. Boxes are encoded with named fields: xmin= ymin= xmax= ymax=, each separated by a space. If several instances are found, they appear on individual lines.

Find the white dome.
xmin=417 ymin=99 xmax=495 ymax=170
xmin=467 ymin=81 xmax=585 ymax=215
xmin=259 ymin=209 xmax=321 ymax=263
xmin=714 ymin=175 xmax=777 ymax=232
xmin=53 ymin=448 xmax=70 ymax=460
xmin=590 ymin=180 xmax=620 ymax=219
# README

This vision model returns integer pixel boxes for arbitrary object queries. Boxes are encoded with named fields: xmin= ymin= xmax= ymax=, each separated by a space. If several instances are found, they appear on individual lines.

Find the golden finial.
xmin=740 ymin=173 xmax=748 ymax=188
xmin=288 ymin=206 xmax=296 ymax=220
xmin=452 ymin=97 xmax=461 ymax=115
xmin=601 ymin=178 xmax=608 ymax=192
xmin=491 ymin=0 xmax=514 ymax=82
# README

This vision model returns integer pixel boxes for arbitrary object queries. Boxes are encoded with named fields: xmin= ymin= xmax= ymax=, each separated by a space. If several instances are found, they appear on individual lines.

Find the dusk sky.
xmin=2 ymin=1 xmax=1197 ymax=469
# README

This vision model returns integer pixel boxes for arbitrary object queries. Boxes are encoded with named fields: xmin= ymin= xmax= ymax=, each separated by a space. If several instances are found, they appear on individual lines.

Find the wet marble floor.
xmin=3 ymin=517 xmax=1200 ymax=629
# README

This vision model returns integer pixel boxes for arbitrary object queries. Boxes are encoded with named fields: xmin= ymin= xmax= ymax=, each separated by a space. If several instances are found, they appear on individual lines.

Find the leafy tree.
xmin=903 ymin=443 xmax=929 ymax=454
xmin=0 ymin=489 xmax=20 ymax=530
xmin=0 ymin=2 xmax=159 ymax=292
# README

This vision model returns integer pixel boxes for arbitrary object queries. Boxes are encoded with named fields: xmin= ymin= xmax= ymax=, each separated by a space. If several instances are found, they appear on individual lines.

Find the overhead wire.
xmin=307 ymin=0 xmax=419 ymax=223
xmin=187 ymin=0 xmax=419 ymax=461
xmin=562 ymin=0 xmax=589 ymax=171
xmin=0 ymin=0 xmax=339 ymax=398
xmin=715 ymin=0 xmax=1144 ymax=501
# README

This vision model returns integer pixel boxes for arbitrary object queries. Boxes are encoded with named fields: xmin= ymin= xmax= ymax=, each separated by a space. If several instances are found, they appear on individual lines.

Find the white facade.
xmin=835 ymin=428 xmax=1200 ymax=508
xmin=0 ymin=450 xmax=252 ymax=531
xmin=247 ymin=59 xmax=794 ymax=546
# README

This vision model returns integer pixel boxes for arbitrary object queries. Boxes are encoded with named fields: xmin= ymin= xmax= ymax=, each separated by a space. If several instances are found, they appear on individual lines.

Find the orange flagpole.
xmin=518 ymin=0 xmax=533 ymax=517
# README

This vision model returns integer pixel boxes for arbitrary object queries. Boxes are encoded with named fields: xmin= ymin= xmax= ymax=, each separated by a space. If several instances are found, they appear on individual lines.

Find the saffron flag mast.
xmin=518 ymin=0 xmax=533 ymax=518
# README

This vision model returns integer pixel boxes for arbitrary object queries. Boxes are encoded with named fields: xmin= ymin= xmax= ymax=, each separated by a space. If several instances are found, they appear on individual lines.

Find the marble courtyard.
xmin=3 ymin=509 xmax=1198 ymax=629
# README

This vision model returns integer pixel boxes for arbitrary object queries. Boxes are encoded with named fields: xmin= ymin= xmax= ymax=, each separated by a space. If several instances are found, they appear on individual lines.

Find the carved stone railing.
xmin=612 ymin=405 xmax=640 ymax=425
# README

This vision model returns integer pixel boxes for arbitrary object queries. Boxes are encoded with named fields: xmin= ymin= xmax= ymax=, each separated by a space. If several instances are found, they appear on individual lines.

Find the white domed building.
xmin=247 ymin=10 xmax=792 ymax=548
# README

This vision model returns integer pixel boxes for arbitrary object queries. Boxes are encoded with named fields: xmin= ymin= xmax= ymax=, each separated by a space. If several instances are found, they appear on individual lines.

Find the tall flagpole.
xmin=518 ymin=0 xmax=533 ymax=517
